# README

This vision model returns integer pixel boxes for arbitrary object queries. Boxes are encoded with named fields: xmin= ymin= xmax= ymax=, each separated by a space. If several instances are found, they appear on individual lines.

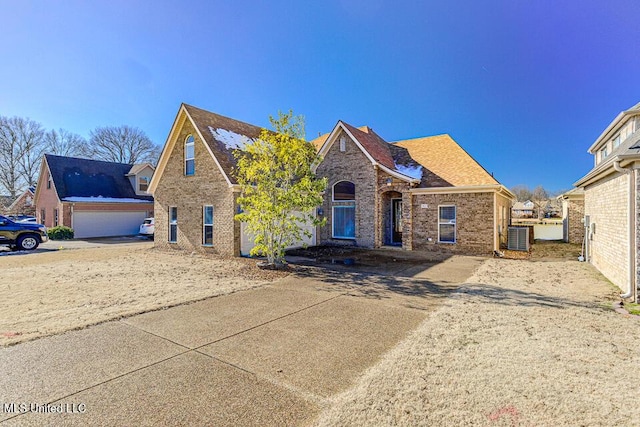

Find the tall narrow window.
xmin=47 ymin=173 xmax=52 ymax=189
xmin=339 ymin=136 xmax=346 ymax=152
xmin=40 ymin=209 xmax=46 ymax=224
xmin=332 ymin=180 xmax=356 ymax=239
xmin=438 ymin=205 xmax=456 ymax=243
xmin=54 ymin=208 xmax=59 ymax=226
xmin=203 ymin=205 xmax=214 ymax=246
xmin=185 ymin=135 xmax=195 ymax=176
xmin=169 ymin=207 xmax=178 ymax=243
xmin=333 ymin=206 xmax=356 ymax=239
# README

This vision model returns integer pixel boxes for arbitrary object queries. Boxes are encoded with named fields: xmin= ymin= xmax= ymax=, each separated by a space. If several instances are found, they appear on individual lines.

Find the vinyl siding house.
xmin=150 ymin=104 xmax=514 ymax=258
xmin=575 ymin=102 xmax=640 ymax=302
xmin=512 ymin=200 xmax=535 ymax=218
xmin=34 ymin=154 xmax=154 ymax=238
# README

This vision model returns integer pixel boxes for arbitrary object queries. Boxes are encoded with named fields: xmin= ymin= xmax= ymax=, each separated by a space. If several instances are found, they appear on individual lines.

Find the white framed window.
xmin=185 ymin=135 xmax=195 ymax=176
xmin=332 ymin=180 xmax=355 ymax=201
xmin=203 ymin=205 xmax=213 ymax=246
xmin=339 ymin=136 xmax=346 ymax=152
xmin=612 ymin=134 xmax=621 ymax=149
xmin=138 ymin=176 xmax=149 ymax=192
xmin=600 ymin=145 xmax=609 ymax=162
xmin=54 ymin=208 xmax=59 ymax=226
xmin=169 ymin=206 xmax=178 ymax=243
xmin=333 ymin=206 xmax=355 ymax=239
xmin=438 ymin=205 xmax=456 ymax=243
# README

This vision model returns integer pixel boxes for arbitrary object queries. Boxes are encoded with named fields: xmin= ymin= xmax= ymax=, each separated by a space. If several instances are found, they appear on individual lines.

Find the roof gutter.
xmin=574 ymin=155 xmax=640 ymax=188
xmin=613 ymin=160 xmax=637 ymax=301
xmin=588 ymin=108 xmax=640 ymax=153
xmin=410 ymin=184 xmax=515 ymax=198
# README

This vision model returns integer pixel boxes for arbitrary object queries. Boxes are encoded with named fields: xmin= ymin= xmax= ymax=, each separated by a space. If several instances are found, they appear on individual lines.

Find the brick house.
xmin=574 ymin=101 xmax=640 ymax=302
xmin=34 ymin=154 xmax=154 ymax=237
xmin=557 ymin=188 xmax=584 ymax=245
xmin=150 ymin=104 xmax=514 ymax=258
xmin=312 ymin=122 xmax=514 ymax=256
xmin=5 ymin=187 xmax=36 ymax=216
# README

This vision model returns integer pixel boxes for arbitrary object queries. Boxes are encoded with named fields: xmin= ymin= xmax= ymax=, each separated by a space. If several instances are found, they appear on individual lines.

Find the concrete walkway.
xmin=0 ymin=256 xmax=484 ymax=426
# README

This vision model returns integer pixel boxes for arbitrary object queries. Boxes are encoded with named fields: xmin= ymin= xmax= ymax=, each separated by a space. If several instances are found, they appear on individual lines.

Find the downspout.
xmin=613 ymin=161 xmax=636 ymax=300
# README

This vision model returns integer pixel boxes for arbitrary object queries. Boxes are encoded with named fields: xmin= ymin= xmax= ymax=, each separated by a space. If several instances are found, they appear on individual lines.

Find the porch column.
xmin=402 ymin=191 xmax=413 ymax=250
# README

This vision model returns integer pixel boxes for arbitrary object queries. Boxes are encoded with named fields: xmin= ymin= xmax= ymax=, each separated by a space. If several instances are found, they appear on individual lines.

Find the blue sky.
xmin=1 ymin=0 xmax=639 ymax=193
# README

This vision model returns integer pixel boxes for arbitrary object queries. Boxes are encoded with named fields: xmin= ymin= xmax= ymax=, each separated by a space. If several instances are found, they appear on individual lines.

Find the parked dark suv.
xmin=0 ymin=215 xmax=48 ymax=251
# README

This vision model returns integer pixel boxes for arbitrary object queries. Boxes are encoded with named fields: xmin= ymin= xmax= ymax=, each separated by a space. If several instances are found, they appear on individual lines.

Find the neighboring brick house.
xmin=574 ymin=102 xmax=640 ymax=302
xmin=557 ymin=188 xmax=584 ymax=245
xmin=312 ymin=122 xmax=514 ymax=256
xmin=151 ymin=104 xmax=514 ymax=258
xmin=0 ymin=196 xmax=13 ymax=214
xmin=34 ymin=154 xmax=154 ymax=237
xmin=5 ymin=187 xmax=36 ymax=216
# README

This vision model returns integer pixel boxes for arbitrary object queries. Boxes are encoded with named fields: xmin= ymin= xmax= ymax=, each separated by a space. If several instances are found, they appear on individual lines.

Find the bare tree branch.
xmin=85 ymin=125 xmax=159 ymax=164
xmin=45 ymin=128 xmax=87 ymax=157
xmin=0 ymin=116 xmax=45 ymax=196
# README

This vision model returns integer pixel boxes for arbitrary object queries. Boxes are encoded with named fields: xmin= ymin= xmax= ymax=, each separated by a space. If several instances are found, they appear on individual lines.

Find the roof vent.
xmin=507 ymin=227 xmax=529 ymax=251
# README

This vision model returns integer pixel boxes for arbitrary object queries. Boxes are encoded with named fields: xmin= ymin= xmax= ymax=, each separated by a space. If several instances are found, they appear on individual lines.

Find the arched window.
xmin=332 ymin=180 xmax=355 ymax=201
xmin=332 ymin=180 xmax=356 ymax=239
xmin=185 ymin=135 xmax=195 ymax=176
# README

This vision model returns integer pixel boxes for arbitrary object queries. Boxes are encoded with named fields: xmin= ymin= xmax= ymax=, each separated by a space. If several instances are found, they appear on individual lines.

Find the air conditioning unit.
xmin=508 ymin=227 xmax=529 ymax=251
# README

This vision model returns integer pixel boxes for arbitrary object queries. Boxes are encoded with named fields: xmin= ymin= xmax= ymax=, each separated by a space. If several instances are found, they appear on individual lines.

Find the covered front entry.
xmin=381 ymin=191 xmax=403 ymax=246
xmin=392 ymin=199 xmax=403 ymax=244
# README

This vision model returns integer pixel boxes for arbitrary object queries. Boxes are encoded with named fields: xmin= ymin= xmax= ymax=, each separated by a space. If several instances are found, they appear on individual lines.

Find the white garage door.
xmin=240 ymin=214 xmax=316 ymax=257
xmin=73 ymin=211 xmax=148 ymax=238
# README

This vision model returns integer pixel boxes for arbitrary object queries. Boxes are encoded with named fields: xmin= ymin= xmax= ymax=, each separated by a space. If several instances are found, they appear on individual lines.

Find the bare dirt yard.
xmin=0 ymin=244 xmax=287 ymax=346
xmin=2 ymin=242 xmax=639 ymax=425
xmin=314 ymin=257 xmax=640 ymax=426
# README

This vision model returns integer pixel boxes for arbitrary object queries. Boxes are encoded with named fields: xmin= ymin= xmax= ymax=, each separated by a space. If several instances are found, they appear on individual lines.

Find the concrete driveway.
xmin=0 ymin=256 xmax=483 ymax=426
xmin=0 ymin=236 xmax=152 ymax=256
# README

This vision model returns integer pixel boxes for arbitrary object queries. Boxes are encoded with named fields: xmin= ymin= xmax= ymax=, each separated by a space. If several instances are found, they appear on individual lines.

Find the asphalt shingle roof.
xmin=45 ymin=154 xmax=152 ymax=200
xmin=393 ymin=134 xmax=499 ymax=186
xmin=183 ymin=104 xmax=263 ymax=184
xmin=312 ymin=124 xmax=498 ymax=187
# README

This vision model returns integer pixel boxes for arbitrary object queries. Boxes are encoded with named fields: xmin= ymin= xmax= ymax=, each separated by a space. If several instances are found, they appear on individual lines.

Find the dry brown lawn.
xmin=314 ymin=258 xmax=640 ymax=426
xmin=0 ymin=245 xmax=286 ymax=346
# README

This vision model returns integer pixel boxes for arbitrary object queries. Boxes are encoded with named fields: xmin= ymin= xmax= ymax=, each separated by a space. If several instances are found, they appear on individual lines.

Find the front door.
xmin=392 ymin=199 xmax=402 ymax=244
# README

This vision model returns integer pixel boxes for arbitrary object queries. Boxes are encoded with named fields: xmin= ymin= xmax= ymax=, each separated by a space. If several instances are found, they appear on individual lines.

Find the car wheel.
xmin=17 ymin=235 xmax=39 ymax=251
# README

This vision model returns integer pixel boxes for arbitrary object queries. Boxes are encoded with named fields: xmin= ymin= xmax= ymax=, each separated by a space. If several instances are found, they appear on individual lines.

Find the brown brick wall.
xmin=316 ymin=129 xmax=377 ymax=248
xmin=153 ymin=120 xmax=238 ymax=256
xmin=410 ymin=191 xmax=495 ymax=256
xmin=566 ymin=198 xmax=585 ymax=244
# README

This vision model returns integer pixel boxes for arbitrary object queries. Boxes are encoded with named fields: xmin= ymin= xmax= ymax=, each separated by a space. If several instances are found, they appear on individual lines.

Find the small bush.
xmin=48 ymin=226 xmax=74 ymax=240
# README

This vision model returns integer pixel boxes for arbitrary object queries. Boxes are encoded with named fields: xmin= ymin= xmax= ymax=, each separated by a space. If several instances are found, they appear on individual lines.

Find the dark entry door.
xmin=392 ymin=199 xmax=402 ymax=244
